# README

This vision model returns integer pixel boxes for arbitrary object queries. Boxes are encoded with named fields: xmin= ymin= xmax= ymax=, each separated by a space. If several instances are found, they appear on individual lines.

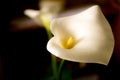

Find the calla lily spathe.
xmin=47 ymin=5 xmax=114 ymax=65
xmin=24 ymin=0 xmax=64 ymax=26
xmin=24 ymin=9 xmax=55 ymax=25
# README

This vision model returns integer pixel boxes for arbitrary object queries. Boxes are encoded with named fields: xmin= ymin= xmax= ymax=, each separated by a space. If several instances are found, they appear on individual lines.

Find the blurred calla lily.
xmin=47 ymin=5 xmax=114 ymax=65
xmin=24 ymin=9 xmax=55 ymax=25
xmin=24 ymin=0 xmax=64 ymax=26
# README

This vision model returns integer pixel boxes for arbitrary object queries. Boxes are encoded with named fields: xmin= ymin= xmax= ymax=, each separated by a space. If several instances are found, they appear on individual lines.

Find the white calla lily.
xmin=24 ymin=0 xmax=64 ymax=26
xmin=47 ymin=5 xmax=114 ymax=65
xmin=24 ymin=9 xmax=55 ymax=25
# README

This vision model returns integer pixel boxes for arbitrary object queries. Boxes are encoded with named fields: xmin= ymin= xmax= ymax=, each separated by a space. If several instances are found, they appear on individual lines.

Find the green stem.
xmin=58 ymin=59 xmax=65 ymax=80
xmin=41 ymin=16 xmax=65 ymax=80
xmin=43 ymin=22 xmax=58 ymax=80
xmin=51 ymin=54 xmax=58 ymax=80
xmin=46 ymin=27 xmax=65 ymax=80
xmin=45 ymin=29 xmax=58 ymax=80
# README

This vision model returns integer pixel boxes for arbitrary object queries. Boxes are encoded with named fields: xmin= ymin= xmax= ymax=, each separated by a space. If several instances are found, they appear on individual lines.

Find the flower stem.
xmin=45 ymin=28 xmax=58 ymax=80
xmin=58 ymin=59 xmax=65 ymax=80
xmin=41 ymin=16 xmax=58 ymax=80
xmin=51 ymin=54 xmax=58 ymax=80
xmin=45 ymin=27 xmax=65 ymax=80
xmin=47 ymin=31 xmax=59 ymax=80
xmin=41 ymin=16 xmax=65 ymax=80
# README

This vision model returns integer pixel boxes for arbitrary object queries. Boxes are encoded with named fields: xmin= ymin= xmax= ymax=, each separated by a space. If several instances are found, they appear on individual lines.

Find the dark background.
xmin=0 ymin=0 xmax=120 ymax=80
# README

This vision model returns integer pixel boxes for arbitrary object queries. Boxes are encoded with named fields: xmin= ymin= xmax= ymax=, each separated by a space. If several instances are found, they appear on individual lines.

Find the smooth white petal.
xmin=47 ymin=5 xmax=114 ymax=65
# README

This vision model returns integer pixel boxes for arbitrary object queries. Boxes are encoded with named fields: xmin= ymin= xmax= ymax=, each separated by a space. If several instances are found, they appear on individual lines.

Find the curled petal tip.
xmin=24 ymin=9 xmax=39 ymax=18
